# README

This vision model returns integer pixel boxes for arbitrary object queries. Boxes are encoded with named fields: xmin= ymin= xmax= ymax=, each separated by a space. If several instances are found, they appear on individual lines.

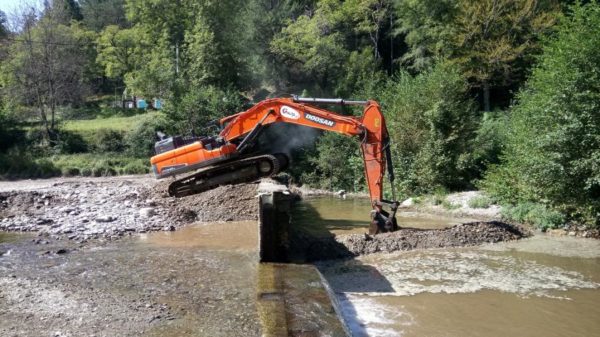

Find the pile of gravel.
xmin=292 ymin=221 xmax=529 ymax=261
xmin=0 ymin=178 xmax=260 ymax=243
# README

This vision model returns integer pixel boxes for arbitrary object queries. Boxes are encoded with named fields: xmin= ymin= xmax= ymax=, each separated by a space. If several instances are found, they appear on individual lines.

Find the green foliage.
xmin=0 ymin=151 xmax=61 ymax=179
xmin=394 ymin=0 xmax=560 ymax=110
xmin=92 ymin=129 xmax=125 ymax=153
xmin=468 ymin=195 xmax=493 ymax=209
xmin=501 ymin=202 xmax=565 ymax=230
xmin=165 ymin=85 xmax=244 ymax=136
xmin=469 ymin=111 xmax=509 ymax=177
xmin=49 ymin=153 xmax=149 ymax=176
xmin=80 ymin=0 xmax=127 ymax=31
xmin=301 ymin=132 xmax=364 ymax=191
xmin=125 ymin=114 xmax=172 ymax=158
xmin=483 ymin=2 xmax=600 ymax=227
xmin=442 ymin=199 xmax=460 ymax=210
xmin=53 ymin=130 xmax=89 ymax=154
xmin=0 ymin=113 xmax=26 ymax=152
xmin=365 ymin=63 xmax=479 ymax=194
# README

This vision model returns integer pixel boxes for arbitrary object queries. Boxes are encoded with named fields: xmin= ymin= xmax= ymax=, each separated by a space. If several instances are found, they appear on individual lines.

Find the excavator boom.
xmin=150 ymin=96 xmax=399 ymax=233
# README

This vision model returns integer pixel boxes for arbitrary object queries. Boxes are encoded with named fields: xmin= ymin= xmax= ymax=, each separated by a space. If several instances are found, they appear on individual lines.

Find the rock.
xmin=163 ymin=225 xmax=175 ymax=232
xmin=139 ymin=208 xmax=156 ymax=218
xmin=36 ymin=218 xmax=54 ymax=225
xmin=400 ymin=198 xmax=415 ymax=208
xmin=55 ymin=249 xmax=69 ymax=255
xmin=95 ymin=215 xmax=116 ymax=223
xmin=145 ymin=199 xmax=158 ymax=207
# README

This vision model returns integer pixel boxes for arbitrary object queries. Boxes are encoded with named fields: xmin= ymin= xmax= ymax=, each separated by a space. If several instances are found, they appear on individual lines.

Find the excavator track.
xmin=167 ymin=154 xmax=284 ymax=197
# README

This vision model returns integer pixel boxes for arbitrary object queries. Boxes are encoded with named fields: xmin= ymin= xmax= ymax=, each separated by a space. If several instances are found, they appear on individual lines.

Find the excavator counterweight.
xmin=150 ymin=96 xmax=399 ymax=234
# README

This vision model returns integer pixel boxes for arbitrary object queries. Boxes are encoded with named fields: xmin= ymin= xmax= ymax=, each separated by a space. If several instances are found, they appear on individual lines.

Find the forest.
xmin=0 ymin=0 xmax=598 ymax=229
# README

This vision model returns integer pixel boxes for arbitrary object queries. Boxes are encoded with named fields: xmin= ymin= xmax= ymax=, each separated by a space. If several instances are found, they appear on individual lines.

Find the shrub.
xmin=93 ymin=128 xmax=125 ymax=153
xmin=0 ymin=152 xmax=60 ymax=179
xmin=482 ymin=2 xmax=600 ymax=227
xmin=125 ymin=114 xmax=172 ymax=158
xmin=442 ymin=200 xmax=460 ymax=210
xmin=468 ymin=195 xmax=493 ymax=209
xmin=122 ymin=161 xmax=149 ymax=175
xmin=53 ymin=129 xmax=89 ymax=154
xmin=0 ymin=113 xmax=26 ymax=152
xmin=362 ymin=63 xmax=479 ymax=195
xmin=61 ymin=166 xmax=80 ymax=177
xmin=501 ymin=202 xmax=565 ymax=230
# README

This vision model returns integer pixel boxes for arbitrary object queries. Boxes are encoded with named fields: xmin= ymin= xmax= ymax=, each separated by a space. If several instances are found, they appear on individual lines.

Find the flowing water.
xmin=0 ymin=221 xmax=262 ymax=336
xmin=292 ymin=196 xmax=476 ymax=236
xmin=295 ymin=196 xmax=600 ymax=337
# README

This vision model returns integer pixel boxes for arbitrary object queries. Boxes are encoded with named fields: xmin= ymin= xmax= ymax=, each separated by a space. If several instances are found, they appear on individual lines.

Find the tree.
xmin=1 ymin=6 xmax=92 ymax=142
xmin=96 ymin=25 xmax=142 ymax=79
xmin=366 ymin=63 xmax=479 ymax=194
xmin=80 ymin=0 xmax=128 ymax=31
xmin=270 ymin=0 xmax=390 ymax=95
xmin=482 ymin=2 xmax=600 ymax=226
xmin=394 ymin=0 xmax=560 ymax=111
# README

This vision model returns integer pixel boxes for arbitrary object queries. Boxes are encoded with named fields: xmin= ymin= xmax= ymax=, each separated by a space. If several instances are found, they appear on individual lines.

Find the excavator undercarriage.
xmin=167 ymin=153 xmax=287 ymax=197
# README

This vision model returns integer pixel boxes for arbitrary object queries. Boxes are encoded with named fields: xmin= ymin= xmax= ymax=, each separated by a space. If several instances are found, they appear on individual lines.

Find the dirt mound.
xmin=292 ymin=221 xmax=529 ymax=261
xmin=144 ymin=182 xmax=259 ymax=222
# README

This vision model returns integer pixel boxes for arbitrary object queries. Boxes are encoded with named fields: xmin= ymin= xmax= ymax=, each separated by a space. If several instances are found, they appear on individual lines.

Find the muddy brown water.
xmin=292 ymin=196 xmax=475 ymax=236
xmin=0 ymin=221 xmax=262 ymax=337
xmin=295 ymin=196 xmax=600 ymax=337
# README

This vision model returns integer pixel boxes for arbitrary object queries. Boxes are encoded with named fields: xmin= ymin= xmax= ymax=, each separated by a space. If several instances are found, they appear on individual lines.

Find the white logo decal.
xmin=280 ymin=106 xmax=301 ymax=120
xmin=304 ymin=113 xmax=335 ymax=127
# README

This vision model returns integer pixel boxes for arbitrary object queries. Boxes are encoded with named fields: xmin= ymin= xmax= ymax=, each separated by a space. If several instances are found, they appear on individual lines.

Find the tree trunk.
xmin=483 ymin=81 xmax=491 ymax=112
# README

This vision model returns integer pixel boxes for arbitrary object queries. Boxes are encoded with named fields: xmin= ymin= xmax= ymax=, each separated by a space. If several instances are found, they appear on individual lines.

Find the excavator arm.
xmin=151 ymin=96 xmax=399 ymax=233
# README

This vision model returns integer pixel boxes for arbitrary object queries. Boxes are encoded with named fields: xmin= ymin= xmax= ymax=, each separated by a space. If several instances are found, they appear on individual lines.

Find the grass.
xmin=0 ymin=152 xmax=150 ymax=179
xmin=500 ymin=202 xmax=565 ymax=230
xmin=468 ymin=195 xmax=493 ymax=209
xmin=442 ymin=199 xmax=461 ymax=210
xmin=50 ymin=153 xmax=150 ymax=176
xmin=62 ymin=112 xmax=161 ymax=132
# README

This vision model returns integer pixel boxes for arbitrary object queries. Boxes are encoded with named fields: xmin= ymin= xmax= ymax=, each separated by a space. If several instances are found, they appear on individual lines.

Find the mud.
xmin=0 ymin=176 xmax=259 ymax=243
xmin=292 ymin=221 xmax=529 ymax=261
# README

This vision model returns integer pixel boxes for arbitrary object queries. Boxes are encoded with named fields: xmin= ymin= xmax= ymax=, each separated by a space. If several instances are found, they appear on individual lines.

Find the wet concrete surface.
xmin=0 ymin=221 xmax=261 ymax=337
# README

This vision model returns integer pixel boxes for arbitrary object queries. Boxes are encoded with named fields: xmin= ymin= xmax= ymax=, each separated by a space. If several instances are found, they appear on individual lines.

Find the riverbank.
xmin=0 ymin=176 xmax=258 ymax=243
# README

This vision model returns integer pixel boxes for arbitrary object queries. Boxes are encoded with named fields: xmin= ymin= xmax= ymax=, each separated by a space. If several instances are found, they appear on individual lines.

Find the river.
xmin=295 ymin=196 xmax=600 ymax=337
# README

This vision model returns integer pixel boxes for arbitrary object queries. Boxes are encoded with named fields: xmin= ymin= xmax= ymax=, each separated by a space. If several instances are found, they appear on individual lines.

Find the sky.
xmin=0 ymin=0 xmax=43 ymax=16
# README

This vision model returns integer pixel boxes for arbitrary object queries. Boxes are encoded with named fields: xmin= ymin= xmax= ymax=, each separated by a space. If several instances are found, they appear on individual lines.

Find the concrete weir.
xmin=256 ymin=180 xmax=350 ymax=337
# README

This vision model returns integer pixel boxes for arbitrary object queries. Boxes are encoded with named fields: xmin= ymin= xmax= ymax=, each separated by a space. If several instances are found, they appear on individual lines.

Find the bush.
xmin=61 ymin=166 xmax=80 ymax=177
xmin=165 ymin=85 xmax=244 ymax=136
xmin=362 ymin=63 xmax=479 ymax=195
xmin=442 ymin=200 xmax=460 ymax=210
xmin=501 ymin=202 xmax=565 ymax=230
xmin=0 ymin=113 xmax=26 ymax=152
xmin=125 ymin=114 xmax=172 ymax=158
xmin=93 ymin=128 xmax=125 ymax=153
xmin=0 ymin=152 xmax=60 ymax=179
xmin=482 ymin=3 xmax=600 ymax=227
xmin=468 ymin=195 xmax=493 ymax=209
xmin=122 ymin=161 xmax=149 ymax=175
xmin=54 ymin=129 xmax=88 ymax=154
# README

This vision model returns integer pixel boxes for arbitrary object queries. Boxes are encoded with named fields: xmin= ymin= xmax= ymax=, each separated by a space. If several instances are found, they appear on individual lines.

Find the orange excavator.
xmin=150 ymin=96 xmax=399 ymax=233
